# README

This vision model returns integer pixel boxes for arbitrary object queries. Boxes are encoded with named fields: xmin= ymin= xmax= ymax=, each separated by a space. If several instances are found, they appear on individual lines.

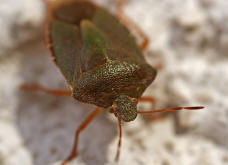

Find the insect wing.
xmin=48 ymin=20 xmax=82 ymax=86
xmin=92 ymin=9 xmax=145 ymax=62
xmin=80 ymin=20 xmax=112 ymax=72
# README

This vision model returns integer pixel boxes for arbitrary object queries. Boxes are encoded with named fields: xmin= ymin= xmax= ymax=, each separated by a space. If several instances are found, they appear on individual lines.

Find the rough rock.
xmin=0 ymin=0 xmax=228 ymax=165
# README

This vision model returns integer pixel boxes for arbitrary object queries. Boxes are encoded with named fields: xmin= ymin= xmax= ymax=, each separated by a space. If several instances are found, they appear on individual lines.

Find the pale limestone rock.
xmin=0 ymin=0 xmax=228 ymax=165
xmin=125 ymin=0 xmax=228 ymax=148
xmin=0 ymin=0 xmax=44 ymax=54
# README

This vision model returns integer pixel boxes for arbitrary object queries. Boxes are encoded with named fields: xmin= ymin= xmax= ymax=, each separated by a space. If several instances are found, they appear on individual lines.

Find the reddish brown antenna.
xmin=115 ymin=116 xmax=122 ymax=162
xmin=137 ymin=106 xmax=204 ymax=114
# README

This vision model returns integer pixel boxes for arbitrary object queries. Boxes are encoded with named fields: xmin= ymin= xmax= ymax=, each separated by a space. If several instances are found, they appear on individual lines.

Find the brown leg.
xmin=109 ymin=107 xmax=122 ymax=161
xmin=116 ymin=0 xmax=149 ymax=51
xmin=61 ymin=107 xmax=102 ymax=165
xmin=115 ymin=116 xmax=122 ymax=162
xmin=20 ymin=84 xmax=72 ymax=96
xmin=138 ymin=96 xmax=156 ymax=109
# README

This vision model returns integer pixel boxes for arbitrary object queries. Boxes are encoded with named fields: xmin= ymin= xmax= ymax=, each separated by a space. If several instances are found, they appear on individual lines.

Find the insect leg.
xmin=61 ymin=107 xmax=102 ymax=165
xmin=138 ymin=96 xmax=156 ymax=109
xmin=20 ymin=84 xmax=72 ymax=96
xmin=115 ymin=116 xmax=122 ymax=162
xmin=116 ymin=0 xmax=149 ymax=51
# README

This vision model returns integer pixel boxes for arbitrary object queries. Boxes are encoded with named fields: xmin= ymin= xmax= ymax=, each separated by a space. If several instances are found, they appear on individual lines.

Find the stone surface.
xmin=0 ymin=0 xmax=44 ymax=55
xmin=0 ymin=0 xmax=228 ymax=165
xmin=125 ymin=0 xmax=228 ymax=148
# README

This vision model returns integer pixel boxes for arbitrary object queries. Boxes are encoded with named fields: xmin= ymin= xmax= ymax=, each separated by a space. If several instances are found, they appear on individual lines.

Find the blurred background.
xmin=0 ymin=0 xmax=228 ymax=165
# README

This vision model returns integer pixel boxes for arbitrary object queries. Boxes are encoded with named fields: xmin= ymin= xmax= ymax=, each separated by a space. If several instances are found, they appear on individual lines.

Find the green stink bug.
xmin=21 ymin=0 xmax=204 ymax=164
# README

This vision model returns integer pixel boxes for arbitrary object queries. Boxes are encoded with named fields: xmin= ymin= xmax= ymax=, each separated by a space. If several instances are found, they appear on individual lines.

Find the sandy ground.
xmin=0 ymin=0 xmax=228 ymax=165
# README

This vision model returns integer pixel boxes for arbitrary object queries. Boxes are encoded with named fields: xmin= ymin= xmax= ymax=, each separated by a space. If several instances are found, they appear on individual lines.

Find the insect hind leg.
xmin=20 ymin=83 xmax=72 ymax=96
xmin=116 ymin=0 xmax=149 ymax=51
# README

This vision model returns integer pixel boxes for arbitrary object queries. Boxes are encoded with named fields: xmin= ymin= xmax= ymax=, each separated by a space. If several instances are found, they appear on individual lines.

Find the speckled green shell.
xmin=47 ymin=0 xmax=156 ymax=108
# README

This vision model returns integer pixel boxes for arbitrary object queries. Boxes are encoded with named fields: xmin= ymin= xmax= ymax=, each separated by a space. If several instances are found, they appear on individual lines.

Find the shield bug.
xmin=21 ymin=0 xmax=204 ymax=164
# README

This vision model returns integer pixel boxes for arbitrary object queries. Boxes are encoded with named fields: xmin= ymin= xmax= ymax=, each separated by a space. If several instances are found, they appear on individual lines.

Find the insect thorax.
xmin=72 ymin=60 xmax=156 ymax=108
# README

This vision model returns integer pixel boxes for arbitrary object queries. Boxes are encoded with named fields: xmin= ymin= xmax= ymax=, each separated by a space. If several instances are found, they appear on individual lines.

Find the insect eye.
xmin=131 ymin=98 xmax=138 ymax=103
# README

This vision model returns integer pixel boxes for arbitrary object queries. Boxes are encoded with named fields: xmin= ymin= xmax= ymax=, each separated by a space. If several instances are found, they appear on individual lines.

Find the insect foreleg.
xmin=61 ymin=107 xmax=102 ymax=165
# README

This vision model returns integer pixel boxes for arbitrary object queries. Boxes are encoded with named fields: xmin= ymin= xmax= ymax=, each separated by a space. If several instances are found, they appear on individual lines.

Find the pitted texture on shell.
xmin=73 ymin=60 xmax=156 ymax=108
xmin=114 ymin=95 xmax=137 ymax=122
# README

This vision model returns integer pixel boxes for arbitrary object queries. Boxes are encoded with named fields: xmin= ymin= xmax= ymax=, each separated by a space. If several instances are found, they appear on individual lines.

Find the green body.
xmin=48 ymin=0 xmax=156 ymax=121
